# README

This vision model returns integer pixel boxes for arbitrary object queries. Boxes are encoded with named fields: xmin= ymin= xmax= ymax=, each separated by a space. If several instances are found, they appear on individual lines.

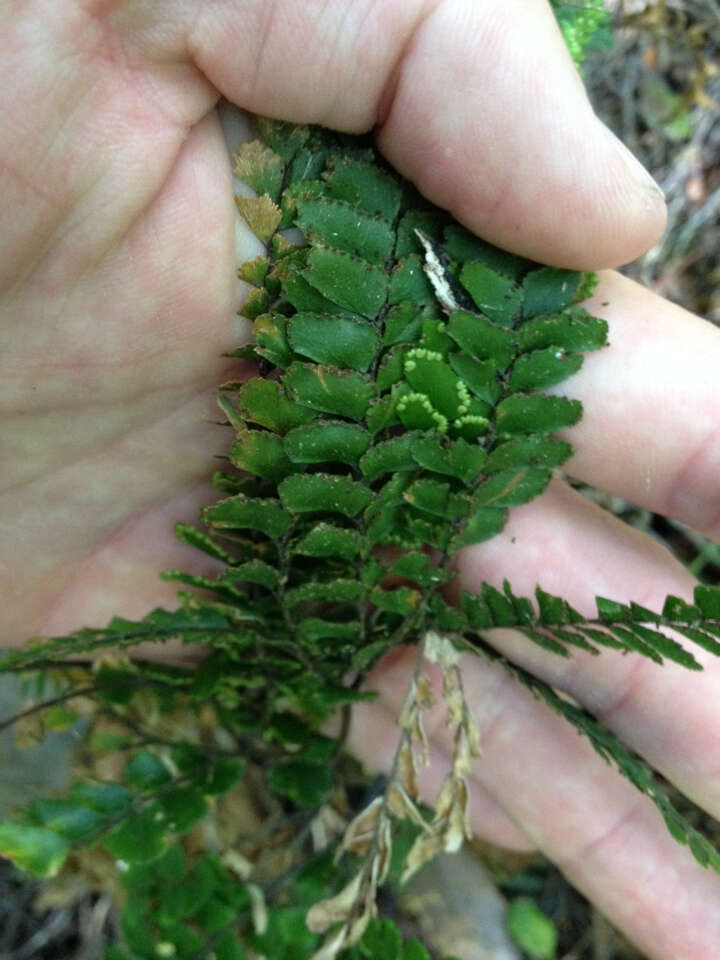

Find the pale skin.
xmin=2 ymin=1 xmax=720 ymax=956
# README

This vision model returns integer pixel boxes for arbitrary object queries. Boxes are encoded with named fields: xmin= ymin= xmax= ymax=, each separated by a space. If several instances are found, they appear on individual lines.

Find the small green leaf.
xmin=389 ymin=255 xmax=436 ymax=306
xmin=660 ymin=623 xmax=720 ymax=657
xmin=170 ymin=744 xmax=244 ymax=796
xmin=377 ymin=349 xmax=405 ymax=391
xmin=382 ymin=302 xmax=426 ymax=346
xmin=481 ymin=582 xmax=518 ymax=625
xmin=389 ymin=552 xmax=448 ymax=587
xmin=496 ymin=395 xmax=582 ymax=435
xmin=104 ymin=805 xmax=166 ymax=864
xmin=298 ymin=618 xmax=360 ymax=642
xmin=159 ymin=787 xmax=208 ymax=834
xmin=472 ymin=467 xmax=552 ymax=508
xmin=293 ymin=522 xmax=363 ymax=560
xmin=401 ymin=940 xmax=431 ymax=960
xmin=304 ymin=247 xmax=387 ymax=318
xmin=235 ymin=194 xmax=282 ymax=243
xmin=121 ymin=897 xmax=156 ymax=955
xmin=365 ymin=474 xmax=413 ymax=518
xmin=253 ymin=312 xmax=294 ymax=367
xmin=510 ymin=348 xmax=583 ymax=390
xmin=522 ymin=266 xmax=582 ymax=318
xmin=238 ymin=254 xmax=270 ymax=287
xmin=404 ymin=349 xmax=468 ymax=418
xmin=214 ymin=933 xmax=246 ymax=960
xmin=428 ymin=594 xmax=466 ymax=631
xmin=125 ymin=752 xmax=172 ymax=791
xmin=627 ymin=623 xmax=701 ymax=670
xmin=95 ymin=666 xmax=138 ymax=705
xmin=230 ymin=429 xmax=294 ymax=481
xmin=296 ymin=196 xmax=394 ymax=265
xmin=211 ymin=471 xmax=258 ymax=495
xmin=662 ymin=595 xmax=701 ymax=623
xmin=443 ymin=225 xmax=527 ymax=279
xmin=403 ymin=477 xmax=451 ymax=517
xmin=276 ymin=252 xmax=348 ymax=314
xmin=450 ymin=507 xmax=507 ymax=550
xmin=231 ymin=559 xmax=280 ymax=590
xmin=288 ymin=312 xmax=379 ymax=370
xmin=359 ymin=434 xmax=420 ymax=483
xmin=255 ymin=117 xmax=309 ymax=162
xmin=323 ymin=156 xmax=403 ymax=220
xmin=485 ymin=437 xmax=572 ymax=473
xmin=0 ymin=822 xmax=70 ymax=877
xmin=70 ymin=782 xmax=133 ymax=815
xmin=395 ymin=210 xmax=443 ymax=258
xmin=283 ymin=362 xmax=375 ymax=419
xmin=371 ymin=585 xmax=421 ymax=615
xmin=517 ymin=308 xmax=608 ymax=353
xmin=285 ymin=579 xmax=365 ymax=609
xmin=410 ymin=435 xmax=487 ymax=484
xmin=420 ymin=317 xmax=454 ymax=355
xmin=459 ymin=262 xmax=523 ymax=326
xmin=507 ymin=896 xmax=557 ymax=959
xmin=205 ymin=758 xmax=245 ymax=795
xmin=267 ymin=760 xmax=333 ymax=807
xmin=461 ymin=590 xmax=493 ymax=628
xmin=397 ymin=393 xmax=447 ymax=433
xmin=451 ymin=412 xmax=490 ymax=441
xmin=289 ymin=143 xmax=331 ymax=184
xmin=447 ymin=310 xmax=514 ymax=367
xmin=241 ymin=285 xmax=270 ymax=320
xmin=596 ymin=596 xmax=631 ymax=622
xmin=285 ymin=421 xmax=370 ymax=465
xmin=360 ymin=917 xmax=402 ymax=959
xmin=173 ymin=524 xmax=237 ymax=565
xmin=279 ymin=474 xmax=372 ymax=516
xmin=695 ymin=585 xmax=720 ymax=619
xmin=238 ymin=378 xmax=315 ymax=434
xmin=448 ymin=352 xmax=501 ymax=404
xmin=366 ymin=393 xmax=401 ymax=433
xmin=203 ymin=494 xmax=292 ymax=538
xmin=196 ymin=897 xmax=241 ymax=934
xmin=157 ymin=875 xmax=209 ymax=924
xmin=536 ymin=587 xmax=583 ymax=625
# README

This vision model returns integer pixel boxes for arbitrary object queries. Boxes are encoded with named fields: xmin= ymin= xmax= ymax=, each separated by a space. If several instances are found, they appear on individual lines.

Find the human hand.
xmin=2 ymin=2 xmax=719 ymax=957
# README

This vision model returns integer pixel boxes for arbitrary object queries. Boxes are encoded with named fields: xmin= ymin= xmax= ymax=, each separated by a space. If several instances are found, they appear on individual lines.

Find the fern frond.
xmin=460 ymin=581 xmax=720 ymax=671
xmin=3 ymin=115 xmax=720 ymax=960
xmin=474 ymin=641 xmax=720 ymax=873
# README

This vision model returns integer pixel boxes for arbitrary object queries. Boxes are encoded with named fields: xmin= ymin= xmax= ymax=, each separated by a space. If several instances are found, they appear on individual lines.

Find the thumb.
xmin=189 ymin=0 xmax=665 ymax=269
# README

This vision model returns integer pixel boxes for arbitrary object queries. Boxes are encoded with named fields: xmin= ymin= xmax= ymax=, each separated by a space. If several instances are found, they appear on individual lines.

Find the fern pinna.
xmin=1 ymin=117 xmax=719 ymax=960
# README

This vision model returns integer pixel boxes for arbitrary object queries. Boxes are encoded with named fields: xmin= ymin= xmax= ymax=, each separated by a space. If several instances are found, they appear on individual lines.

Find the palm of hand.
xmin=1 ymin=12 xmax=242 ymax=643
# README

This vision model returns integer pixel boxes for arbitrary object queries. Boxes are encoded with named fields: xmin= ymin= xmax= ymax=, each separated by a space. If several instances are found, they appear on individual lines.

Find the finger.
xmin=352 ymin=646 xmax=720 ymax=960
xmin=555 ymin=271 xmax=720 ymax=539
xmin=187 ymin=0 xmax=665 ymax=268
xmin=454 ymin=478 xmax=720 ymax=821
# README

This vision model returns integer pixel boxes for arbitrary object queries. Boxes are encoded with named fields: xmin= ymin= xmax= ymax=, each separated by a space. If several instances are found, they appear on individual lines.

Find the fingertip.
xmin=376 ymin=0 xmax=667 ymax=270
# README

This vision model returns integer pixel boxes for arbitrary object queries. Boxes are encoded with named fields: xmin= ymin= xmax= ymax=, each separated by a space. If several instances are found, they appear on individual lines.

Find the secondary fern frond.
xmin=475 ymin=641 xmax=720 ymax=873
